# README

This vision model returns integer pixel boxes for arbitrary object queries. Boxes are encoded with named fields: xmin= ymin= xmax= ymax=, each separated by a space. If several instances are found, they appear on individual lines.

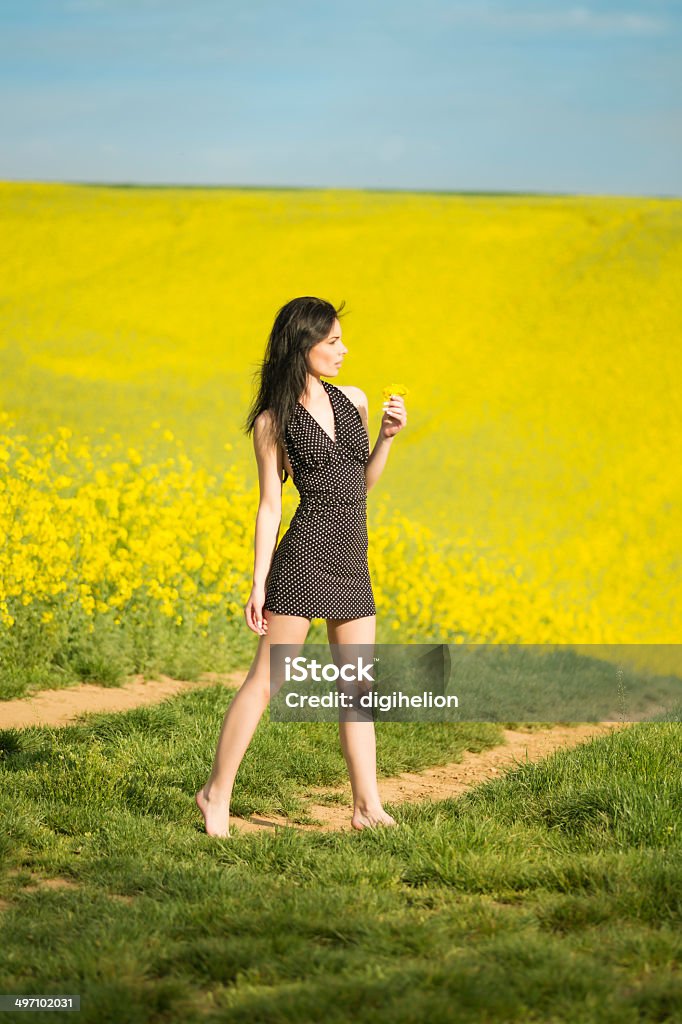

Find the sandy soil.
xmin=0 ymin=671 xmax=243 ymax=729
xmin=230 ymin=720 xmax=634 ymax=835
xmin=1 ymin=675 xmax=638 ymax=742
xmin=0 ymin=673 xmax=634 ymax=839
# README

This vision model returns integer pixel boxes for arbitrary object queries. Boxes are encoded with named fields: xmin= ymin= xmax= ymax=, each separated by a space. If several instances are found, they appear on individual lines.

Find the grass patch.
xmin=0 ymin=689 xmax=679 ymax=1022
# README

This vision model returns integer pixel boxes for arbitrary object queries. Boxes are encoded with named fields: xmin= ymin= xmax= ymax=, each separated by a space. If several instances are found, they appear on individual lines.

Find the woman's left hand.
xmin=380 ymin=394 xmax=407 ymax=439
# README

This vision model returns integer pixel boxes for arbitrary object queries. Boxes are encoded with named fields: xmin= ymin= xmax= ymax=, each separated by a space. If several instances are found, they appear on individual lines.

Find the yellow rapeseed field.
xmin=1 ymin=182 xmax=680 ymax=688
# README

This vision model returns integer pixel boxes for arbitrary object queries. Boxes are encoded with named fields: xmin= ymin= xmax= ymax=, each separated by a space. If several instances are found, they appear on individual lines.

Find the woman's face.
xmin=306 ymin=318 xmax=348 ymax=377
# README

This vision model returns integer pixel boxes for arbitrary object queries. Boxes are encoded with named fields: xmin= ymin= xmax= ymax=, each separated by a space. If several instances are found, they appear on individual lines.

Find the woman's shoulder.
xmin=254 ymin=408 xmax=275 ymax=428
xmin=253 ymin=408 xmax=283 ymax=447
xmin=335 ymin=384 xmax=368 ymax=412
xmin=253 ymin=409 xmax=276 ymax=435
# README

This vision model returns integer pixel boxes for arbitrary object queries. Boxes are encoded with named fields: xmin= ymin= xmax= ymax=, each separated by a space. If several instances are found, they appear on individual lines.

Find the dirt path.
xmin=1 ymin=673 xmax=634 ymax=840
xmin=230 ymin=720 xmax=634 ymax=835
xmin=0 ymin=671 xmax=243 ymax=729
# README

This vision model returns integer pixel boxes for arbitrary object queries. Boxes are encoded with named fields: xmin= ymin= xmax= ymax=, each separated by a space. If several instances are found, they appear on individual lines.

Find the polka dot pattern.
xmin=263 ymin=379 xmax=376 ymax=620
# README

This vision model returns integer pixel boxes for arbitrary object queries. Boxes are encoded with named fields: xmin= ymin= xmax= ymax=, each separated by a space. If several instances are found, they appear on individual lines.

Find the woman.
xmin=196 ymin=296 xmax=407 ymax=837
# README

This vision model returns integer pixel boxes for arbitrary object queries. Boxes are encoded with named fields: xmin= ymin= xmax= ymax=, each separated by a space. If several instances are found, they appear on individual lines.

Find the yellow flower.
xmin=382 ymin=383 xmax=409 ymax=400
xmin=0 ymin=182 xmax=678 ymax=670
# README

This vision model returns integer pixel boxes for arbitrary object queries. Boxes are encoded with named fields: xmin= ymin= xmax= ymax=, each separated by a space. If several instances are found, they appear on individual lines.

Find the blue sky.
xmin=1 ymin=0 xmax=680 ymax=195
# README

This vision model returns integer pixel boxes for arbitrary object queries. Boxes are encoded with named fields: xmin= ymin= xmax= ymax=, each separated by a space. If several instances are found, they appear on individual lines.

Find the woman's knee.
xmin=239 ymin=670 xmax=271 ymax=705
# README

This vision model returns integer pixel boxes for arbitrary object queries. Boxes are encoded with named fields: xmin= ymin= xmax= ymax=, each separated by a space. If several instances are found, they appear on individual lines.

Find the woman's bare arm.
xmin=245 ymin=411 xmax=284 ymax=634
xmin=345 ymin=386 xmax=407 ymax=493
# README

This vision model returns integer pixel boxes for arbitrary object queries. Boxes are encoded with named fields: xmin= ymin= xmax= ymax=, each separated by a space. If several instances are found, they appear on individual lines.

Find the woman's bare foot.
xmin=195 ymin=787 xmax=231 ymax=838
xmin=351 ymin=805 xmax=397 ymax=831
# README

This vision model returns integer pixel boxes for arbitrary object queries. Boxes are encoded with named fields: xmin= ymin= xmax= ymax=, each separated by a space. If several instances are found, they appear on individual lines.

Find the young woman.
xmin=196 ymin=296 xmax=407 ymax=837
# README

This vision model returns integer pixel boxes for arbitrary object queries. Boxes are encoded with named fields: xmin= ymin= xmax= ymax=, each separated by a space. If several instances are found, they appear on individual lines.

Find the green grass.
xmin=0 ymin=688 xmax=680 ymax=1022
xmin=0 ymin=614 xmax=338 ymax=701
xmin=0 ymin=609 xmax=263 ymax=702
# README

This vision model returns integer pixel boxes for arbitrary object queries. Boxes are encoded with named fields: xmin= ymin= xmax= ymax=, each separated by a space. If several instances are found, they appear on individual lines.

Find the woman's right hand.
xmin=245 ymin=585 xmax=269 ymax=635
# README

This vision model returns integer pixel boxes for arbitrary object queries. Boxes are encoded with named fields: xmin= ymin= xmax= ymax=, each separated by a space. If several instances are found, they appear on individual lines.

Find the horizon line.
xmin=1 ymin=177 xmax=680 ymax=201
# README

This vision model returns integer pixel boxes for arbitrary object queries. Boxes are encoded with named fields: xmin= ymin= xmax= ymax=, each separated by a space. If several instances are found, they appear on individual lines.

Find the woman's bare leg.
xmin=196 ymin=609 xmax=311 ymax=837
xmin=326 ymin=614 xmax=397 ymax=831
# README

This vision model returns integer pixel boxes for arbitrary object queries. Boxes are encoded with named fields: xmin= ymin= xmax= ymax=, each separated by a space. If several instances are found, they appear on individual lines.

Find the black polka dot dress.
xmin=263 ymin=379 xmax=376 ymax=620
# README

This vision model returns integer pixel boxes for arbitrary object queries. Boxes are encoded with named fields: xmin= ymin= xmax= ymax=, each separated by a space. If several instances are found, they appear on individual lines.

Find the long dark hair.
xmin=245 ymin=296 xmax=347 ymax=465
